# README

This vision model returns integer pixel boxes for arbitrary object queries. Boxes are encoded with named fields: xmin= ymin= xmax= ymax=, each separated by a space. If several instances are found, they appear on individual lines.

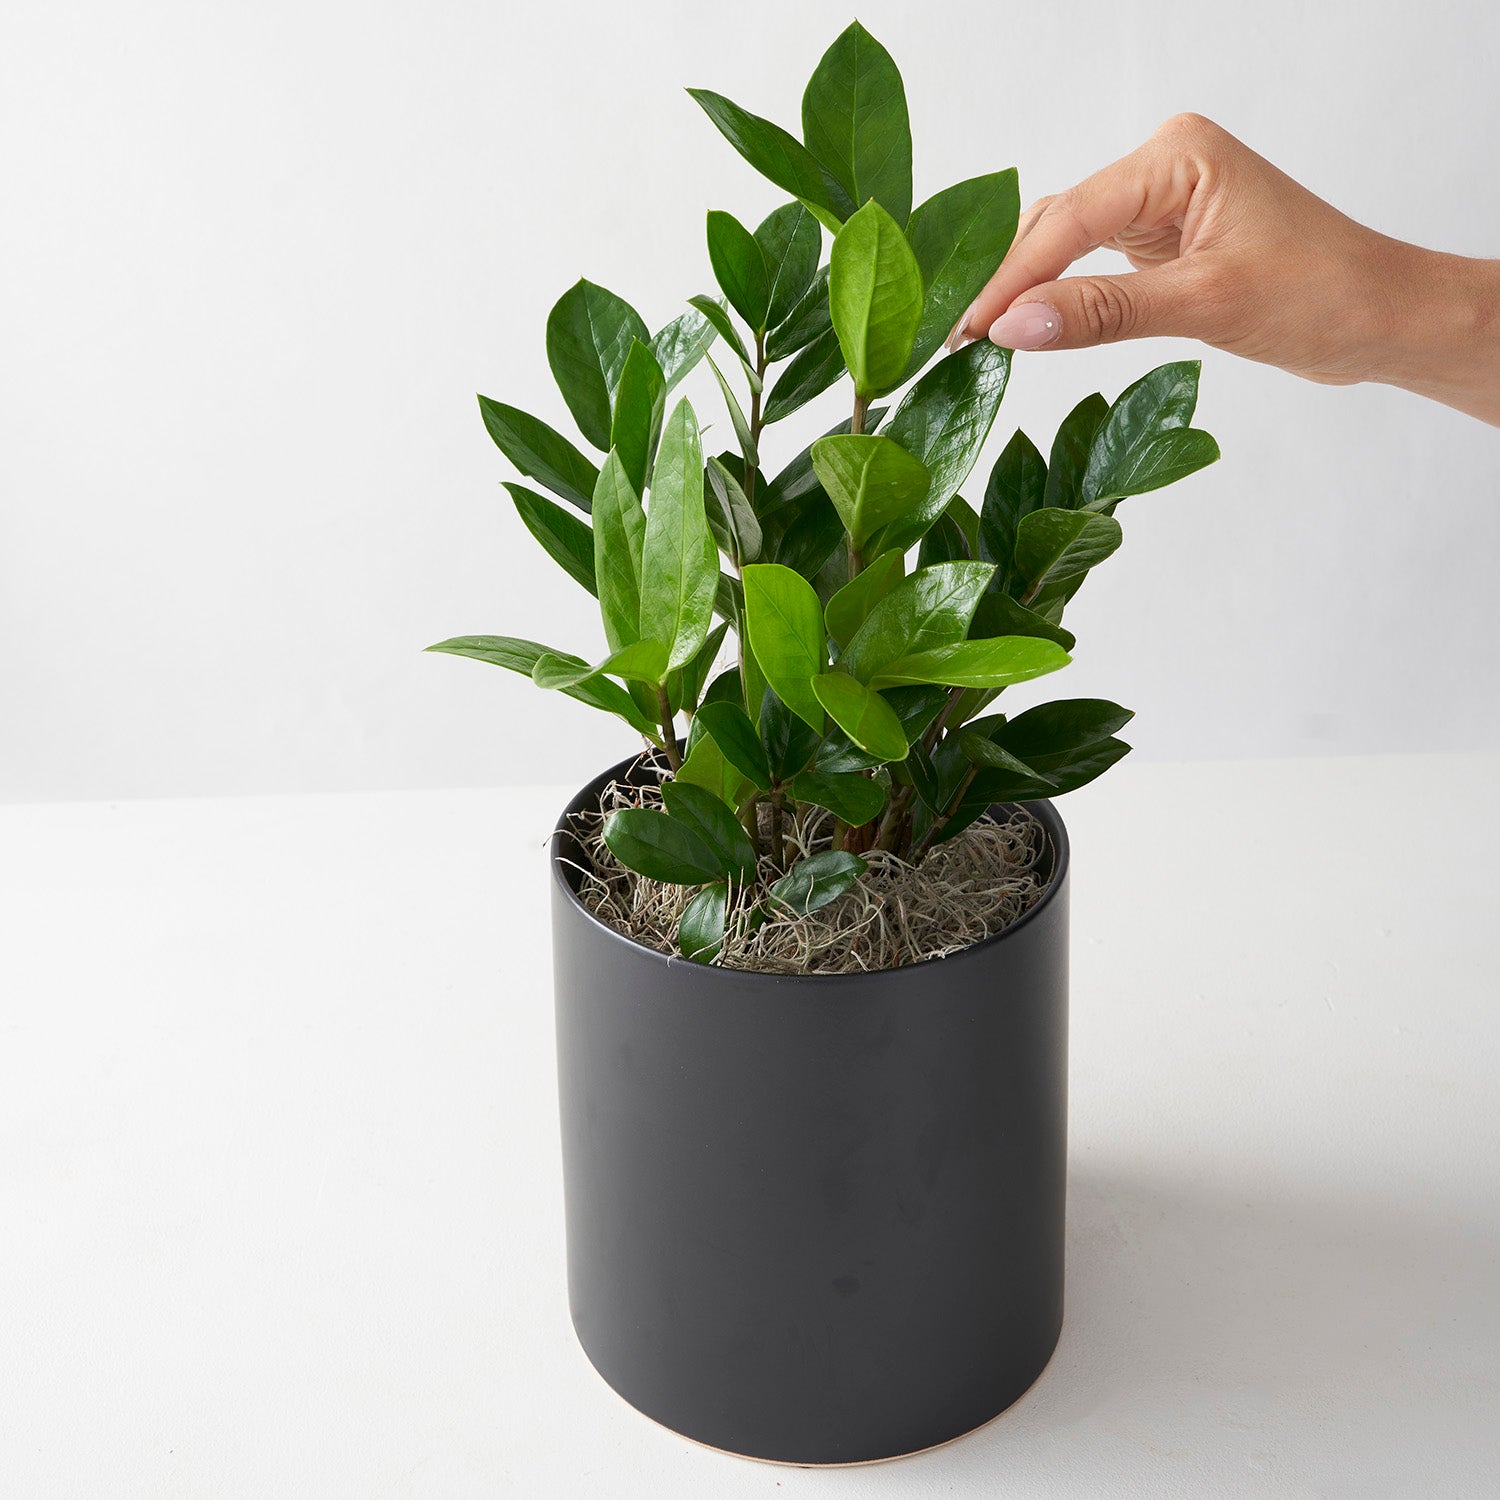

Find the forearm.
xmin=1372 ymin=241 xmax=1500 ymax=426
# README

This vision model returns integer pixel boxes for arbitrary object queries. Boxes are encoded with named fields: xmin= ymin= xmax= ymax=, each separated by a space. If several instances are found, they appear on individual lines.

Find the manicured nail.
xmin=945 ymin=297 xmax=981 ymax=352
xmin=987 ymin=302 xmax=1062 ymax=351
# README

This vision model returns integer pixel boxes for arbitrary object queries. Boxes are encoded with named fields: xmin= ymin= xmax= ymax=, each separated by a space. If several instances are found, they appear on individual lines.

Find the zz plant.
xmin=430 ymin=21 xmax=1220 ymax=963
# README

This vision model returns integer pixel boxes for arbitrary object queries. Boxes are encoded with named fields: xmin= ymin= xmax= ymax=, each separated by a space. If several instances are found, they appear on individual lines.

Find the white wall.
xmin=3 ymin=0 xmax=1497 ymax=803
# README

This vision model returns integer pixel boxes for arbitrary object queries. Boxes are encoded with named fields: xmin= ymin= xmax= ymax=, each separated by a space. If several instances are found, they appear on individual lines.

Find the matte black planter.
xmin=550 ymin=754 xmax=1069 ymax=1465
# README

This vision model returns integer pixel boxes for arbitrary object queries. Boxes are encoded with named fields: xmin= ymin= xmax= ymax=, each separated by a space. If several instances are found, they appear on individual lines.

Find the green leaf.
xmin=765 ymin=265 xmax=830 ymax=361
xmin=706 ymin=209 xmax=772 ymax=332
xmin=978 ymin=429 xmax=1047 ymax=596
xmin=998 ymin=698 xmax=1135 ymax=759
xmin=966 ymin=735 xmax=1131 ymax=807
xmin=824 ymin=548 xmax=903 ymax=648
xmin=810 ymin=434 xmax=931 ymax=550
xmin=768 ymin=491 xmax=845 ymax=578
xmin=545 ymin=279 xmax=649 ymax=451
xmin=675 ymin=725 xmax=753 ymax=810
xmin=837 ymin=560 xmax=995 ymax=684
xmin=1043 ymin=392 xmax=1108 ymax=511
xmin=902 ymin=169 xmax=1021 ymax=379
xmin=867 ymin=342 xmax=1013 ymax=554
xmin=679 ymin=883 xmax=729 ymax=963
xmin=610 ymin=340 xmax=667 ymax=496
xmin=592 ymin=450 xmax=647 ymax=653
xmin=958 ymin=729 xmax=1053 ymax=784
xmin=687 ymin=88 xmax=855 ymax=230
xmin=801 ymin=21 xmax=913 ymax=225
xmin=425 ymin=635 xmax=656 ymax=737
xmin=762 ymin=327 xmax=846 ymax=424
xmin=868 ymin=636 xmax=1071 ymax=690
xmin=604 ymin=807 xmax=729 ymax=884
xmin=1089 ymin=428 xmax=1221 ymax=505
xmin=661 ymin=779 xmax=756 ymax=879
xmin=677 ymin=619 xmax=729 ymax=713
xmin=694 ymin=700 xmax=773 ymax=790
xmin=532 ymin=638 xmax=668 ymax=688
xmin=766 ymin=849 xmax=868 ymax=916
xmin=478 ymin=396 xmax=599 ymax=512
xmin=742 ymin=563 xmax=827 ymax=732
xmin=969 ymin=588 xmax=1076 ymax=652
xmin=648 ymin=306 xmax=716 ymax=391
xmin=506 ymin=483 xmax=597 ymax=596
xmin=828 ymin=200 xmax=924 ymax=399
xmin=755 ymin=203 xmax=821 ymax=335
xmin=790 ymin=769 xmax=888 ymax=826
xmin=703 ymin=350 xmax=759 ymax=469
xmin=1081 ymin=360 xmax=1204 ymax=507
xmin=759 ymin=688 xmax=822 ymax=781
xmin=761 ymin=403 xmax=887 ymax=513
xmin=641 ymin=400 xmax=718 ymax=671
xmin=704 ymin=456 xmax=763 ymax=566
xmin=810 ymin=672 xmax=909 ymax=760
xmin=813 ymin=683 xmax=946 ymax=773
xmin=1013 ymin=508 xmax=1123 ymax=599
xmin=917 ymin=508 xmax=969 ymax=567
xmin=686 ymin=295 xmax=758 ymax=383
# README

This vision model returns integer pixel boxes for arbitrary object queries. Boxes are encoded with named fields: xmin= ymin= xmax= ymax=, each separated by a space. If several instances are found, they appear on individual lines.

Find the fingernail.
xmin=945 ymin=297 xmax=981 ymax=352
xmin=987 ymin=302 xmax=1062 ymax=351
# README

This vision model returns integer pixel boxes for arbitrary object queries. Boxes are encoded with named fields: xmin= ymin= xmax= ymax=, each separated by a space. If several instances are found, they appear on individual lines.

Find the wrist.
xmin=1373 ymin=241 xmax=1500 ymax=425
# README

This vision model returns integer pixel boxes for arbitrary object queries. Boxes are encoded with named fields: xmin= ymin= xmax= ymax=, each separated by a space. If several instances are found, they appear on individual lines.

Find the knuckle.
xmin=1073 ymin=276 xmax=1140 ymax=343
xmin=1157 ymin=110 xmax=1219 ymax=143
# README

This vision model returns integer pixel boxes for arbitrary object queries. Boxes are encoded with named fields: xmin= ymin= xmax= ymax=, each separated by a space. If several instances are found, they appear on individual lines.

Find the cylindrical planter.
xmin=550 ymin=753 xmax=1069 ymax=1465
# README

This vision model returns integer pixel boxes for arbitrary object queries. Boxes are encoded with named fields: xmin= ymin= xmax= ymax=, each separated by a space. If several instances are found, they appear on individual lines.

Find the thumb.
xmin=984 ymin=263 xmax=1204 ymax=352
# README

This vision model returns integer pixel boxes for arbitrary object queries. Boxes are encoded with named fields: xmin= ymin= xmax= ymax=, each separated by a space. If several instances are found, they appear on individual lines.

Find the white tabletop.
xmin=4 ymin=754 xmax=1498 ymax=1497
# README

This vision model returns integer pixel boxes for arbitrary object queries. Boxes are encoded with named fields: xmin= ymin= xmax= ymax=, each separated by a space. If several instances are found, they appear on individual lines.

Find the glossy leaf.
xmin=694 ymin=699 xmax=773 ymax=790
xmin=1081 ymin=360 xmax=1202 ymax=506
xmin=1013 ymin=508 xmax=1123 ymax=599
xmin=916 ymin=508 xmax=969 ymax=567
xmin=532 ymin=637 xmax=668 ymax=688
xmin=790 ymin=769 xmax=888 ymax=826
xmin=766 ymin=849 xmax=868 ymax=917
xmin=703 ymin=350 xmax=759 ymax=468
xmin=867 ymin=342 xmax=1012 ymax=553
xmin=762 ymin=402 xmax=887 ymax=512
xmin=706 ymin=209 xmax=771 ymax=332
xmin=813 ymin=682 xmax=947 ymax=773
xmin=424 ymin=635 xmax=656 ymax=737
xmin=1089 ymin=428 xmax=1221 ymax=505
xmin=958 ymin=729 xmax=1053 ymax=784
xmin=592 ymin=450 xmax=646 ymax=653
xmin=507 ymin=483 xmax=596 ymax=596
xmin=675 ymin=726 xmax=753 ymax=810
xmin=765 ymin=265 xmax=830 ymax=361
xmin=641 ymin=400 xmax=718 ymax=670
xmin=675 ymin=618 xmax=729 ymax=714
xmin=755 ymin=203 xmax=821 ymax=334
xmin=824 ymin=548 xmax=903 ymax=648
xmin=704 ymin=456 xmax=763 ymax=566
xmin=768 ymin=491 xmax=845 ymax=578
xmin=742 ymin=563 xmax=827 ymax=732
xmin=545 ymin=279 xmax=649 ymax=451
xmin=868 ymin=635 xmax=1070 ymax=690
xmin=828 ymin=200 xmax=924 ymax=398
xmin=685 ymin=295 xmax=758 ymax=384
xmin=687 ymin=88 xmax=854 ymax=230
xmin=759 ymin=688 xmax=821 ymax=780
xmin=837 ymin=560 xmax=995 ymax=684
xmin=903 ymin=169 xmax=1021 ymax=378
xmin=998 ymin=698 xmax=1135 ymax=760
xmin=762 ymin=327 xmax=846 ymax=424
xmin=801 ymin=21 xmax=912 ymax=224
xmin=478 ymin=396 xmax=599 ymax=512
xmin=978 ymin=428 xmax=1046 ymax=596
xmin=662 ymin=779 xmax=757 ymax=878
xmin=810 ymin=672 xmax=909 ymax=761
xmin=604 ymin=807 xmax=729 ymax=885
xmin=679 ymin=882 xmax=729 ymax=963
xmin=1043 ymin=392 xmax=1108 ymax=511
xmin=610 ymin=340 xmax=667 ymax=496
xmin=648 ymin=305 xmax=716 ymax=391
xmin=969 ymin=588 xmax=1076 ymax=652
xmin=810 ymin=434 xmax=931 ymax=549
xmin=964 ymin=735 xmax=1131 ymax=810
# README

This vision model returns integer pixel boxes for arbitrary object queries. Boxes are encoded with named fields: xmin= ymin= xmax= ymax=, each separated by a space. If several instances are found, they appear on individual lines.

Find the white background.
xmin=3 ymin=0 xmax=1498 ymax=803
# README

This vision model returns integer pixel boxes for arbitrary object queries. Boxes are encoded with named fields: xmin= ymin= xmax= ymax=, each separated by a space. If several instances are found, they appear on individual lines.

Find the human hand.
xmin=949 ymin=113 xmax=1500 ymax=425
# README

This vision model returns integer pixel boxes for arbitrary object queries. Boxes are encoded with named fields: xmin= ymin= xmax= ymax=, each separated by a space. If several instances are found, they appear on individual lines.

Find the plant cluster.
xmin=431 ymin=22 xmax=1220 ymax=962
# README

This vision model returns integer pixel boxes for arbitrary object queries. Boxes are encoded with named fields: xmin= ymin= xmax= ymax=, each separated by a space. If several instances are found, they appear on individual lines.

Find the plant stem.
xmin=922 ymin=686 xmax=968 ymax=757
xmin=913 ymin=764 xmax=979 ymax=860
xmin=739 ymin=792 xmax=763 ymax=862
xmin=737 ymin=334 xmax=769 ymax=713
xmin=769 ymin=788 xmax=785 ymax=868
xmin=655 ymin=683 xmax=680 ymax=771
xmin=851 ymin=392 xmax=868 ymax=436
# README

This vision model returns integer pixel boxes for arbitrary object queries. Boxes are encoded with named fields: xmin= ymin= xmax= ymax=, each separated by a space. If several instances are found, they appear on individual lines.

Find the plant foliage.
xmin=430 ymin=21 xmax=1221 ymax=960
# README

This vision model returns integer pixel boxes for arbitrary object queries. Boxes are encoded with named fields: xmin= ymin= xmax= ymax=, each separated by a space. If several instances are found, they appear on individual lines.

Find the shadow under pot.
xmin=549 ymin=752 xmax=1070 ymax=1466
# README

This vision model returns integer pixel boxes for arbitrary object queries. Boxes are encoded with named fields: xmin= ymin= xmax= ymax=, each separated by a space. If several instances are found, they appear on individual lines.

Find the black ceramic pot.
xmin=550 ymin=753 xmax=1069 ymax=1466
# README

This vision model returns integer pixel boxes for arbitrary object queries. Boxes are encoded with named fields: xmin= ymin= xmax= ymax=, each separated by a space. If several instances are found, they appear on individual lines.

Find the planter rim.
xmin=549 ymin=752 xmax=1071 ymax=990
